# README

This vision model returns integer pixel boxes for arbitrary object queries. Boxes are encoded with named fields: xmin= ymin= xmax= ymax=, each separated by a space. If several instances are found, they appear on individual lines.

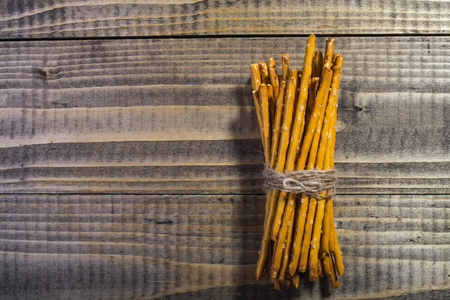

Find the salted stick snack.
xmin=250 ymin=34 xmax=344 ymax=290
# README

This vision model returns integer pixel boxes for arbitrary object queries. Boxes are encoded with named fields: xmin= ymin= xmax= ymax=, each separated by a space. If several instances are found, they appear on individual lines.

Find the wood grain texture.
xmin=0 ymin=194 xmax=448 ymax=299
xmin=0 ymin=37 xmax=449 ymax=194
xmin=0 ymin=0 xmax=449 ymax=38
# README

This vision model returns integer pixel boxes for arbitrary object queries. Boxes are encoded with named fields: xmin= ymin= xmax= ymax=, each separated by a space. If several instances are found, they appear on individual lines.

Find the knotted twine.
xmin=262 ymin=167 xmax=337 ymax=199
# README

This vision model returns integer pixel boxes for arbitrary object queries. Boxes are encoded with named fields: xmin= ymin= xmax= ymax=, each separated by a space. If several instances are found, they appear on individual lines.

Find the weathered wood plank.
xmin=0 ymin=36 xmax=449 ymax=194
xmin=0 ymin=194 xmax=448 ymax=299
xmin=0 ymin=0 xmax=448 ymax=38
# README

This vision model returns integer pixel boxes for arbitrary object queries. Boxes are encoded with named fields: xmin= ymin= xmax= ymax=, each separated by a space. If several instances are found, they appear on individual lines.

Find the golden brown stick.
xmin=323 ymin=38 xmax=335 ymax=70
xmin=259 ymin=84 xmax=271 ymax=165
xmin=267 ymin=84 xmax=275 ymax=127
xmin=308 ymin=61 xmax=343 ymax=280
xmin=270 ymin=75 xmax=298 ymax=241
xmin=306 ymin=76 xmax=332 ymax=170
xmin=259 ymin=62 xmax=270 ymax=84
xmin=254 ymin=84 xmax=278 ymax=279
xmin=325 ymin=66 xmax=345 ymax=277
xmin=293 ymin=273 xmax=300 ymax=289
xmin=270 ymin=34 xmax=316 ymax=242
xmin=273 ymin=278 xmax=281 ymax=291
xmin=281 ymin=54 xmax=289 ymax=81
xmin=277 ymin=200 xmax=296 ymax=281
xmin=255 ymin=80 xmax=293 ymax=279
xmin=289 ymin=69 xmax=299 ymax=115
xmin=270 ymin=241 xmax=277 ymax=281
xmin=288 ymin=68 xmax=333 ymax=275
xmin=250 ymin=63 xmax=261 ymax=91
xmin=268 ymin=57 xmax=276 ymax=70
xmin=323 ymin=254 xmax=339 ymax=288
xmin=332 ymin=54 xmax=338 ymax=67
xmin=317 ymin=258 xmax=323 ymax=277
xmin=305 ymin=77 xmax=320 ymax=129
xmin=269 ymin=81 xmax=286 ymax=167
xmin=269 ymin=68 xmax=280 ymax=100
xmin=326 ymin=112 xmax=338 ymax=256
xmin=288 ymin=193 xmax=309 ymax=276
xmin=312 ymin=50 xmax=323 ymax=78
xmin=297 ymin=68 xmax=333 ymax=273
xmin=333 ymin=54 xmax=343 ymax=69
xmin=320 ymin=60 xmax=343 ymax=259
xmin=332 ymin=233 xmax=344 ymax=276
xmin=295 ymin=68 xmax=332 ymax=171
xmin=252 ymin=91 xmax=265 ymax=155
xmin=255 ymin=189 xmax=278 ymax=279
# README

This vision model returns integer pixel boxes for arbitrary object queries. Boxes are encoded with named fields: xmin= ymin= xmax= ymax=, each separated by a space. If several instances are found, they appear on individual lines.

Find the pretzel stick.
xmin=278 ymin=200 xmax=296 ymax=281
xmin=323 ymin=254 xmax=339 ymax=288
xmin=312 ymin=50 xmax=324 ymax=78
xmin=252 ymin=91 xmax=265 ymax=155
xmin=320 ymin=110 xmax=337 ymax=258
xmin=270 ymin=81 xmax=286 ymax=167
xmin=332 ymin=234 xmax=344 ymax=276
xmin=323 ymin=38 xmax=335 ymax=70
xmin=250 ymin=64 xmax=261 ymax=91
xmin=324 ymin=61 xmax=345 ymax=276
xmin=308 ymin=59 xmax=343 ymax=280
xmin=305 ymin=77 xmax=320 ymax=129
xmin=268 ymin=57 xmax=276 ymax=70
xmin=271 ymin=34 xmax=315 ymax=242
xmin=270 ymin=74 xmax=298 ymax=241
xmin=269 ymin=68 xmax=280 ymax=100
xmin=320 ymin=57 xmax=343 ymax=258
xmin=267 ymin=84 xmax=275 ymax=126
xmin=293 ymin=273 xmax=300 ymax=289
xmin=259 ymin=84 xmax=272 ymax=165
xmin=288 ymin=68 xmax=333 ymax=275
xmin=255 ymin=77 xmax=294 ymax=279
xmin=290 ymin=69 xmax=299 ymax=111
xmin=298 ymin=68 xmax=333 ymax=273
xmin=281 ymin=54 xmax=290 ymax=81
xmin=259 ymin=62 xmax=271 ymax=84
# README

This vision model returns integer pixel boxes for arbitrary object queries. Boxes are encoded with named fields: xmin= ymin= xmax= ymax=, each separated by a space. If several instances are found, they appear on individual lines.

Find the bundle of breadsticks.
xmin=251 ymin=34 xmax=344 ymax=290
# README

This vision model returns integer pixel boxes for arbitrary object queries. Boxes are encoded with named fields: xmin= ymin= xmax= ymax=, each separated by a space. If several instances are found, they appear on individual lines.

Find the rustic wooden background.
xmin=0 ymin=0 xmax=449 ymax=299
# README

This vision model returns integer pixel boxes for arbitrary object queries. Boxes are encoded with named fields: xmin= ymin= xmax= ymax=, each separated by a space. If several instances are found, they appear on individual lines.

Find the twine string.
xmin=262 ymin=167 xmax=337 ymax=199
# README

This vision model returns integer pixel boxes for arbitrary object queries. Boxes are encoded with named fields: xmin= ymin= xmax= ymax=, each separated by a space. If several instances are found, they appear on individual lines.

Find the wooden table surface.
xmin=0 ymin=0 xmax=449 ymax=299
